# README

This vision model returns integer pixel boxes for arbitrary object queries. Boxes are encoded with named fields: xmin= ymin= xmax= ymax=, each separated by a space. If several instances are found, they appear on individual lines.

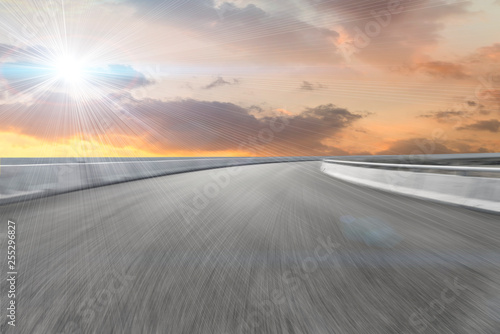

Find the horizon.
xmin=1 ymin=0 xmax=499 ymax=157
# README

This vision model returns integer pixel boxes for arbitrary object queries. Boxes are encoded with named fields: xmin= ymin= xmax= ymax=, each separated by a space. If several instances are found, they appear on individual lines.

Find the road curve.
xmin=1 ymin=161 xmax=499 ymax=333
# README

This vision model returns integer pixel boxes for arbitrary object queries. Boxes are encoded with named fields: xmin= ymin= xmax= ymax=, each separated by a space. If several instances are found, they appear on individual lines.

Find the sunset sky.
xmin=0 ymin=0 xmax=499 ymax=157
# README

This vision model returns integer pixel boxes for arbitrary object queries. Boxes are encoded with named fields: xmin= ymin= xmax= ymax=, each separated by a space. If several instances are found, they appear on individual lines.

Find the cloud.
xmin=319 ymin=0 xmax=473 ymax=65
xmin=391 ymin=41 xmax=500 ymax=84
xmin=458 ymin=119 xmax=500 ymax=132
xmin=300 ymin=81 xmax=326 ymax=91
xmin=0 ymin=92 xmax=366 ymax=155
xmin=468 ymin=43 xmax=500 ymax=63
xmin=377 ymin=138 xmax=457 ymax=155
xmin=300 ymin=81 xmax=314 ymax=91
xmin=477 ymin=147 xmax=492 ymax=153
xmin=88 ymin=64 xmax=155 ymax=90
xmin=120 ymin=98 xmax=364 ymax=155
xmin=203 ymin=77 xmax=239 ymax=89
xmin=126 ymin=0 xmax=342 ymax=64
xmin=249 ymin=104 xmax=263 ymax=111
xmin=0 ymin=43 xmax=46 ymax=61
xmin=0 ymin=92 xmax=90 ymax=140
xmin=418 ymin=110 xmax=469 ymax=122
xmin=411 ymin=61 xmax=469 ymax=79
xmin=377 ymin=136 xmax=497 ymax=155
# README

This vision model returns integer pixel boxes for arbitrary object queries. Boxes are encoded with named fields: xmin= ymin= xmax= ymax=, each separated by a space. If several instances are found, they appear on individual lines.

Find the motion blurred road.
xmin=1 ymin=161 xmax=499 ymax=333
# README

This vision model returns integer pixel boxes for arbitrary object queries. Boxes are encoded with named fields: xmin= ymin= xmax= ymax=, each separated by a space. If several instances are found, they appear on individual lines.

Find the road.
xmin=0 ymin=161 xmax=499 ymax=333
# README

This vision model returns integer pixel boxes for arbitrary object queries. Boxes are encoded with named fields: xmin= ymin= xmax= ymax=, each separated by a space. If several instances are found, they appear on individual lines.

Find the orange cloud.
xmin=413 ymin=61 xmax=469 ymax=79
xmin=275 ymin=108 xmax=292 ymax=115
xmin=471 ymin=43 xmax=500 ymax=63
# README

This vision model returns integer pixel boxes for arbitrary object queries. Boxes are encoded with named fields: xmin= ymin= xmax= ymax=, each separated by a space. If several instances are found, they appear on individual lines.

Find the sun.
xmin=54 ymin=56 xmax=87 ymax=84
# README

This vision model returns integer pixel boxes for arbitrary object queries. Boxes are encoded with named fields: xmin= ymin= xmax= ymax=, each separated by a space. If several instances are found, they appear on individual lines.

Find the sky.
xmin=0 ymin=0 xmax=499 ymax=157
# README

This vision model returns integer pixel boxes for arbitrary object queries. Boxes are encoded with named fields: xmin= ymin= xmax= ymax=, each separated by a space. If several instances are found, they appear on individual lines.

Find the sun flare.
xmin=53 ymin=56 xmax=87 ymax=84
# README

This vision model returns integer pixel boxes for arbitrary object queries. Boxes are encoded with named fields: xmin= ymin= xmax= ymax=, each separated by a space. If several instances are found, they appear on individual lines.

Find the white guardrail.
xmin=0 ymin=157 xmax=319 ymax=205
xmin=322 ymin=160 xmax=500 ymax=213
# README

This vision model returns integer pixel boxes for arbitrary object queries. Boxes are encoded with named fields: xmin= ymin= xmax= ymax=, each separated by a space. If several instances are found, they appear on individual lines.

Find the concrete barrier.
xmin=0 ymin=157 xmax=320 ymax=205
xmin=321 ymin=160 xmax=500 ymax=213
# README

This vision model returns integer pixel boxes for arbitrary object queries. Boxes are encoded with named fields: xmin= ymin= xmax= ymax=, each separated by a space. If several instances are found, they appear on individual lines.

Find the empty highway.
xmin=1 ymin=161 xmax=499 ymax=333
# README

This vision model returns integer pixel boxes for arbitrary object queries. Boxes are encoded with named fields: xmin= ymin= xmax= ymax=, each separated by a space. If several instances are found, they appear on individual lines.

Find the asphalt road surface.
xmin=1 ymin=161 xmax=499 ymax=333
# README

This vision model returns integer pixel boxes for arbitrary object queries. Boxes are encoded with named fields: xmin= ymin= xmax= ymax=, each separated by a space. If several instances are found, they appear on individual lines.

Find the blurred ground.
xmin=0 ymin=161 xmax=499 ymax=333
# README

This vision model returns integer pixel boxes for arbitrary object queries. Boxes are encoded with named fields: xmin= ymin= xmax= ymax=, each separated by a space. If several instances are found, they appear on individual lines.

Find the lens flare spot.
xmin=54 ymin=56 xmax=86 ymax=83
